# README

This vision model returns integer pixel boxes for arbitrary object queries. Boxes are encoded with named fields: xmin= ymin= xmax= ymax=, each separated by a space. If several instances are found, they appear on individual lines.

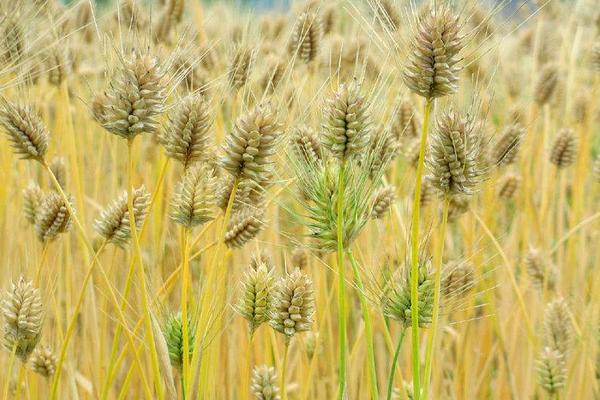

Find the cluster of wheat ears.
xmin=0 ymin=0 xmax=599 ymax=398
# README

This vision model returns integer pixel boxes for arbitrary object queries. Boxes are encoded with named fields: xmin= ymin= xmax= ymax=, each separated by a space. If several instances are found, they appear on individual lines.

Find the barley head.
xmin=23 ymin=183 xmax=43 ymax=225
xmin=270 ymin=269 xmax=315 ymax=340
xmin=170 ymin=164 xmax=216 ymax=228
xmin=35 ymin=192 xmax=74 ymax=242
xmin=163 ymin=312 xmax=196 ymax=370
xmin=0 ymin=99 xmax=49 ymax=161
xmin=236 ymin=261 xmax=275 ymax=334
xmin=251 ymin=365 xmax=280 ymax=400
xmin=288 ymin=12 xmax=322 ymax=64
xmin=225 ymin=207 xmax=266 ymax=248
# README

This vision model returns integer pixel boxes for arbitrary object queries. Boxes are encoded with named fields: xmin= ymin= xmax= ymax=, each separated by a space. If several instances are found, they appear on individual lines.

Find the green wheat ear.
xmin=163 ymin=312 xmax=196 ymax=370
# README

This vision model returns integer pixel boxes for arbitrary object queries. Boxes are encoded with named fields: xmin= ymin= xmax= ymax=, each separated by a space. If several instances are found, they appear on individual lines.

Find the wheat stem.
xmin=387 ymin=329 xmax=406 ymax=400
xmin=336 ymin=161 xmax=347 ymax=400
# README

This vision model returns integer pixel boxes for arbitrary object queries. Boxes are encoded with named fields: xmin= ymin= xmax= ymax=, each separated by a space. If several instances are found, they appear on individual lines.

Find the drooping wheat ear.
xmin=322 ymin=81 xmax=371 ymax=161
xmin=1 ymin=277 xmax=44 ymax=361
xmin=447 ymin=195 xmax=469 ymax=222
xmin=591 ymin=41 xmax=600 ymax=72
xmin=0 ymin=99 xmax=49 ymax=161
xmin=46 ymin=46 xmax=71 ymax=86
xmin=163 ymin=312 xmax=196 ymax=370
xmin=375 ymin=0 xmax=401 ymax=31
xmin=170 ymin=164 xmax=216 ymax=228
xmin=236 ymin=261 xmax=275 ymax=334
xmin=94 ymin=186 xmax=150 ymax=247
xmin=543 ymin=298 xmax=571 ymax=355
xmin=163 ymin=94 xmax=213 ymax=169
xmin=260 ymin=54 xmax=285 ymax=94
xmin=536 ymin=347 xmax=566 ymax=395
xmin=403 ymin=5 xmax=463 ymax=100
xmin=100 ymin=51 xmax=167 ymax=139
xmin=23 ymin=183 xmax=44 ymax=225
xmin=48 ymin=156 xmax=67 ymax=189
xmin=228 ymin=46 xmax=254 ymax=90
xmin=251 ymin=365 xmax=280 ymax=400
xmin=35 ymin=192 xmax=74 ymax=242
xmin=30 ymin=345 xmax=57 ymax=378
xmin=288 ymin=12 xmax=322 ymax=64
xmin=368 ymin=130 xmax=400 ymax=178
xmin=291 ymin=248 xmax=308 ymax=270
xmin=225 ymin=207 xmax=266 ymax=249
xmin=1 ymin=17 xmax=24 ymax=64
xmin=427 ymin=108 xmax=485 ymax=196
xmin=419 ymin=176 xmax=435 ymax=207
xmin=371 ymin=185 xmax=396 ymax=219
xmin=269 ymin=268 xmax=315 ymax=340
xmin=550 ymin=128 xmax=577 ymax=169
xmin=441 ymin=260 xmax=475 ymax=298
xmin=383 ymin=258 xmax=435 ymax=328
xmin=534 ymin=64 xmax=559 ymax=106
xmin=524 ymin=248 xmax=557 ymax=291
xmin=493 ymin=123 xmax=525 ymax=166
xmin=290 ymin=125 xmax=322 ymax=166
xmin=392 ymin=98 xmax=421 ymax=141
xmin=221 ymin=103 xmax=282 ymax=182
xmin=497 ymin=171 xmax=521 ymax=200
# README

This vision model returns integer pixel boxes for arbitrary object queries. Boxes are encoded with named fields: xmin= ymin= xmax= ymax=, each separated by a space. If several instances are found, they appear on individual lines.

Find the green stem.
xmin=336 ymin=161 xmax=347 ymax=400
xmin=181 ymin=226 xmax=191 ymax=397
xmin=409 ymin=98 xmax=433 ymax=400
xmin=347 ymin=250 xmax=379 ymax=399
xmin=387 ymin=330 xmax=406 ymax=400
xmin=181 ymin=371 xmax=186 ymax=400
xmin=422 ymin=196 xmax=450 ymax=399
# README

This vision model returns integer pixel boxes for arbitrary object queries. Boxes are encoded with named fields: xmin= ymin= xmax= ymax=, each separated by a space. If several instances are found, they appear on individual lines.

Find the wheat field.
xmin=0 ymin=0 xmax=599 ymax=399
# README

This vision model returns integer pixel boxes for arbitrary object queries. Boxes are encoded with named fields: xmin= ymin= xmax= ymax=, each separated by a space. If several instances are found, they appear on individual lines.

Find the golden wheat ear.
xmin=550 ymin=128 xmax=577 ymax=169
xmin=170 ymin=164 xmax=216 ymax=228
xmin=30 ymin=346 xmax=57 ymax=378
xmin=235 ymin=260 xmax=276 ymax=335
xmin=269 ymin=269 xmax=315 ymax=341
xmin=0 ymin=98 xmax=49 ymax=161
xmin=251 ymin=365 xmax=280 ymax=400
xmin=288 ymin=11 xmax=322 ymax=64
xmin=35 ymin=191 xmax=74 ymax=243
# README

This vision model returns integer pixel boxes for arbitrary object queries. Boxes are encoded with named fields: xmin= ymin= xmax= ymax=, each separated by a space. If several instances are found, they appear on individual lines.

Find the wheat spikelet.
xmin=251 ymin=365 xmax=280 ymax=400
xmin=225 ymin=207 xmax=266 ymax=248
xmin=48 ymin=156 xmax=67 ymax=189
xmin=35 ymin=192 xmax=74 ymax=242
xmin=221 ymin=103 xmax=282 ymax=182
xmin=163 ymin=94 xmax=213 ymax=169
xmin=550 ymin=128 xmax=577 ymax=168
xmin=0 ymin=99 xmax=49 ymax=160
xmin=94 ymin=186 xmax=150 ymax=247
xmin=493 ymin=123 xmax=525 ymax=166
xmin=269 ymin=268 xmax=315 ymax=340
xmin=497 ymin=172 xmax=521 ymax=200
xmin=371 ymin=185 xmax=395 ymax=219
xmin=524 ymin=248 xmax=557 ymax=291
xmin=543 ymin=298 xmax=571 ymax=355
xmin=163 ymin=312 xmax=195 ymax=370
xmin=322 ymin=81 xmax=371 ymax=160
xmin=30 ymin=345 xmax=57 ymax=378
xmin=23 ymin=182 xmax=43 ymax=225
xmin=536 ymin=347 xmax=566 ymax=395
xmin=288 ymin=12 xmax=322 ymax=64
xmin=170 ymin=164 xmax=216 ymax=228
xmin=100 ymin=51 xmax=167 ymax=139
xmin=236 ymin=261 xmax=275 ymax=334
xmin=403 ymin=5 xmax=463 ymax=99
xmin=534 ymin=64 xmax=559 ymax=106
xmin=228 ymin=46 xmax=254 ymax=90
xmin=1 ymin=277 xmax=44 ymax=361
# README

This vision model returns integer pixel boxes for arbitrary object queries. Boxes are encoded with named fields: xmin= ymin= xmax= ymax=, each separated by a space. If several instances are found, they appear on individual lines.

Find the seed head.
xmin=100 ymin=51 xmax=167 ymax=139
xmin=30 ymin=346 xmax=57 ymax=378
xmin=288 ymin=12 xmax=322 ymax=64
xmin=322 ymin=81 xmax=371 ymax=160
xmin=383 ymin=259 xmax=434 ymax=328
xmin=290 ymin=125 xmax=322 ymax=166
xmin=368 ymin=130 xmax=400 ymax=178
xmin=251 ymin=365 xmax=280 ymax=400
xmin=163 ymin=312 xmax=195 ymax=370
xmin=550 ymin=128 xmax=577 ymax=168
xmin=392 ymin=98 xmax=421 ymax=141
xmin=94 ymin=186 xmax=150 ymax=247
xmin=493 ymin=123 xmax=525 ymax=166
xmin=535 ymin=65 xmax=559 ymax=106
xmin=48 ymin=156 xmax=67 ymax=189
xmin=524 ymin=248 xmax=557 ymax=291
xmin=35 ymin=192 xmax=74 ymax=242
xmin=592 ymin=41 xmax=600 ymax=72
xmin=0 ymin=99 xmax=49 ymax=160
xmin=236 ymin=261 xmax=275 ymax=334
xmin=419 ymin=176 xmax=435 ymax=207
xmin=23 ymin=183 xmax=43 ymax=225
xmin=170 ymin=164 xmax=216 ymax=228
xmin=1 ymin=277 xmax=44 ymax=361
xmin=403 ymin=5 xmax=463 ymax=99
xmin=291 ymin=248 xmax=308 ymax=270
xmin=543 ymin=298 xmax=571 ymax=355
xmin=163 ymin=94 xmax=213 ymax=169
xmin=442 ymin=261 xmax=475 ymax=298
xmin=270 ymin=269 xmax=315 ymax=340
xmin=371 ymin=185 xmax=395 ymax=219
xmin=228 ymin=46 xmax=254 ymax=90
xmin=221 ymin=104 xmax=282 ymax=182
xmin=427 ymin=108 xmax=485 ymax=196
xmin=225 ymin=207 xmax=266 ymax=248
xmin=497 ymin=172 xmax=521 ymax=200
xmin=46 ymin=47 xmax=71 ymax=86
xmin=536 ymin=347 xmax=566 ymax=395
xmin=1 ymin=17 xmax=24 ymax=64
xmin=261 ymin=55 xmax=285 ymax=94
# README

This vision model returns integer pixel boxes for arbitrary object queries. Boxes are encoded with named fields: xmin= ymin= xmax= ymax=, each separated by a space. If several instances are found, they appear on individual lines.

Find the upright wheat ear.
xmin=225 ymin=207 xmax=266 ymax=248
xmin=392 ymin=98 xmax=421 ymax=140
xmin=23 ymin=183 xmax=44 ymax=225
xmin=236 ymin=261 xmax=275 ymax=334
xmin=163 ymin=313 xmax=195 ymax=370
xmin=100 ymin=51 xmax=167 ymax=139
xmin=163 ymin=94 xmax=213 ymax=169
xmin=35 ymin=192 xmax=74 ymax=242
xmin=251 ymin=365 xmax=280 ymax=400
xmin=497 ymin=172 xmax=521 ymax=200
xmin=30 ymin=346 xmax=57 ymax=378
xmin=322 ymin=81 xmax=371 ymax=160
xmin=1 ymin=277 xmax=44 ymax=361
xmin=371 ymin=185 xmax=396 ymax=219
xmin=403 ymin=5 xmax=463 ymax=100
xmin=534 ymin=65 xmax=559 ymax=106
xmin=524 ymin=248 xmax=557 ymax=291
xmin=94 ymin=186 xmax=150 ymax=247
xmin=0 ymin=99 xmax=49 ymax=160
xmin=550 ymin=128 xmax=577 ymax=168
xmin=291 ymin=125 xmax=322 ymax=165
xmin=493 ymin=123 xmax=525 ymax=166
xmin=269 ymin=269 xmax=315 ymax=340
xmin=543 ymin=298 xmax=571 ymax=355
xmin=170 ymin=164 xmax=216 ymax=228
xmin=536 ymin=347 xmax=566 ymax=395
xmin=228 ymin=46 xmax=254 ymax=90
xmin=288 ymin=12 xmax=322 ymax=64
